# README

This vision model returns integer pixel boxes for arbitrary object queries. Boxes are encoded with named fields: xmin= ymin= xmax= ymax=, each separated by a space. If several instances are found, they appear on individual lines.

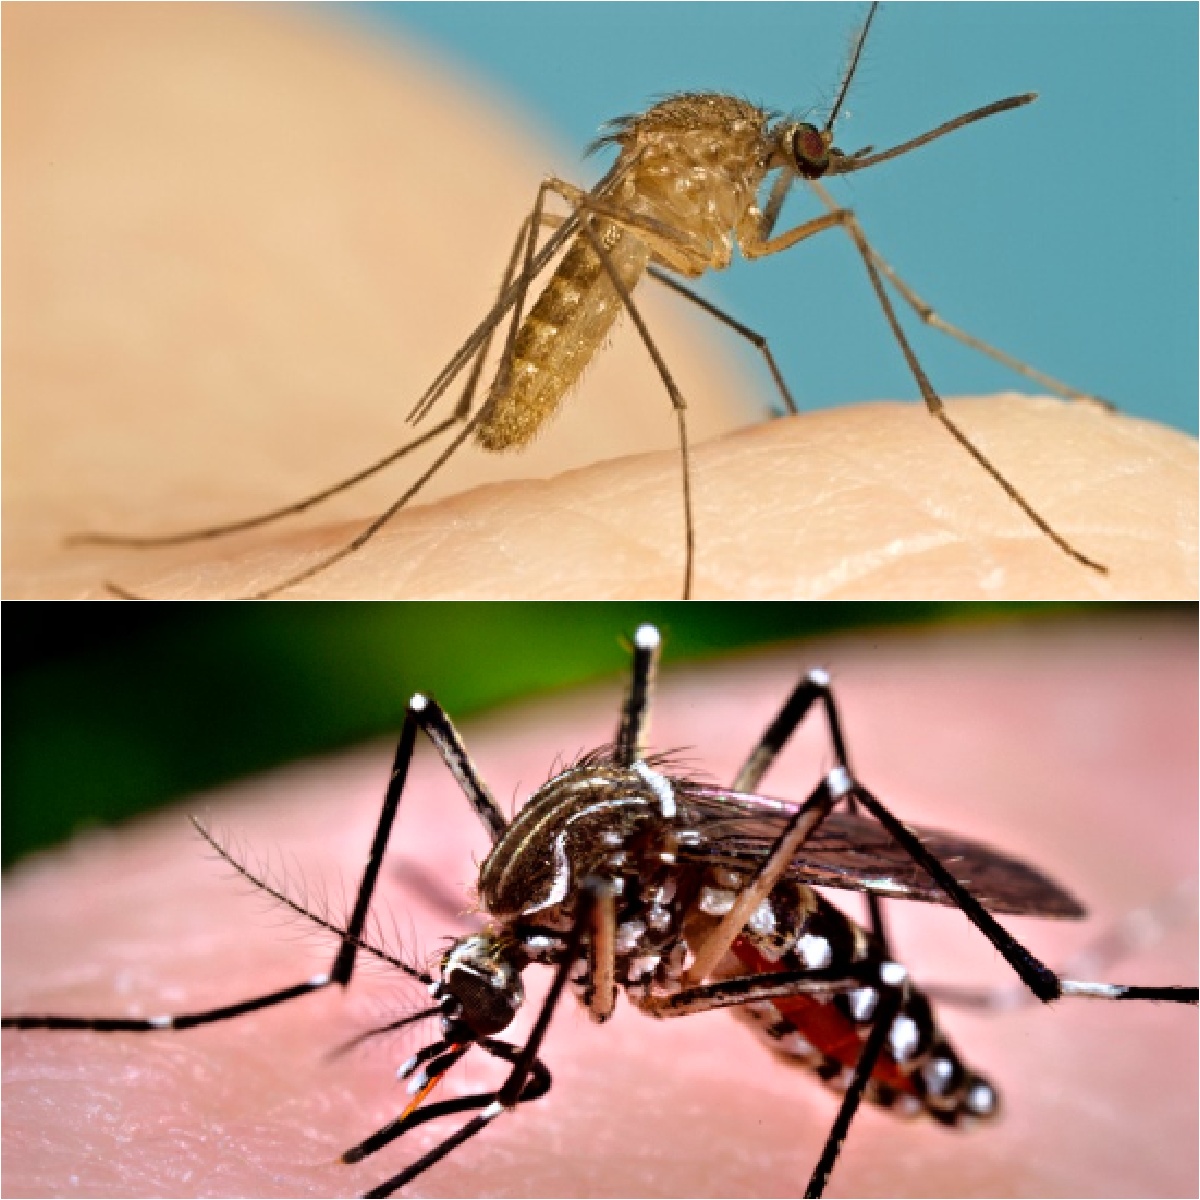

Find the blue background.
xmin=338 ymin=2 xmax=1197 ymax=434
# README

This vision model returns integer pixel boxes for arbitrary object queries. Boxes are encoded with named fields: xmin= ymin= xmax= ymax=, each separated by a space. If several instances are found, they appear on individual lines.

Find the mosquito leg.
xmin=243 ymin=411 xmax=484 ymax=598
xmin=582 ymin=880 xmax=618 ymax=1022
xmin=852 ymin=781 xmax=1197 ymax=1005
xmin=341 ymin=1042 xmax=551 ymax=1170
xmin=647 ymin=265 xmax=799 ymax=415
xmin=83 ymin=206 xmax=528 ymax=560
xmin=742 ymin=205 xmax=1108 ymax=574
xmin=88 ymin=192 xmax=586 ymax=597
xmin=79 ymin=206 xmax=546 ymax=555
xmin=243 ymin=188 xmax=643 ymax=598
xmin=806 ymin=178 xmax=1114 ymax=410
xmin=639 ymin=967 xmax=867 ymax=1019
xmin=361 ymin=883 xmax=599 ymax=1198
xmin=92 ymin=160 xmax=656 ymax=596
xmin=927 ymin=880 xmax=1200 ymax=1013
xmin=541 ymin=175 xmax=709 ymax=271
xmin=331 ymin=692 xmax=506 ymax=986
xmin=0 ymin=976 xmax=334 ymax=1033
xmin=836 ymin=211 xmax=1108 ymax=573
xmin=575 ymin=214 xmax=697 ymax=599
xmin=685 ymin=772 xmax=851 ymax=984
xmin=728 ymin=669 xmax=891 ymax=952
xmin=805 ymin=982 xmax=904 ymax=1199
xmin=614 ymin=623 xmax=662 ymax=766
xmin=409 ymin=182 xmax=569 ymax=427
xmin=733 ymin=667 xmax=849 ymax=793
xmin=638 ymin=957 xmax=911 ymax=1198
xmin=3 ymin=694 xmax=505 ymax=1030
xmin=70 ymin=415 xmax=461 ymax=554
xmin=229 ymin=165 xmax=643 ymax=598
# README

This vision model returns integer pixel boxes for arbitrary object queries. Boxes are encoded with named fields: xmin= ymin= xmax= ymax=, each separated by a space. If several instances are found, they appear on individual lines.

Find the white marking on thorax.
xmin=633 ymin=759 xmax=675 ymax=818
xmin=524 ymin=797 xmax=647 ymax=914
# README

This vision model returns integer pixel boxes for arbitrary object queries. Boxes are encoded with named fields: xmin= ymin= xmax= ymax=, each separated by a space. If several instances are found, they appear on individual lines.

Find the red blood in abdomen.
xmin=732 ymin=937 xmax=916 ymax=1095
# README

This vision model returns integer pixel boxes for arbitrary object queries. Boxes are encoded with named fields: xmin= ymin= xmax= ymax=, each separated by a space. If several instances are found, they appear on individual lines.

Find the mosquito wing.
xmin=677 ymin=784 xmax=1086 ymax=919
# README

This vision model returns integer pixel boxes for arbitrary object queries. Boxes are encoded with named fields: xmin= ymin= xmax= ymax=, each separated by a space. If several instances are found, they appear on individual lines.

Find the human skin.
xmin=3 ymin=5 xmax=1196 ymax=600
xmin=3 ymin=619 xmax=1197 ymax=1198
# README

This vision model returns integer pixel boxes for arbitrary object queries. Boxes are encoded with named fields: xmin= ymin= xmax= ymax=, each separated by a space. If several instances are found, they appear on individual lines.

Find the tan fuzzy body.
xmin=476 ymin=94 xmax=776 ymax=453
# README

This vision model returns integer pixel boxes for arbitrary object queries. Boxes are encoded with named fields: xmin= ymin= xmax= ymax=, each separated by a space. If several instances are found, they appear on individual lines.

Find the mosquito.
xmin=72 ymin=4 xmax=1110 ymax=600
xmin=4 ymin=623 xmax=1195 ymax=1197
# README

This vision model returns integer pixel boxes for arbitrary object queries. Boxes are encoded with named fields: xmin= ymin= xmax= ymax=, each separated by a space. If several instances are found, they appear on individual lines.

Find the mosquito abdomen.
xmin=477 ymin=221 xmax=650 ymax=451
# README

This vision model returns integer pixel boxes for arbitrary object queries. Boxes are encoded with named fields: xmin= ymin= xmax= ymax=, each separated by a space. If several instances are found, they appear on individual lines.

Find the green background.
xmin=1 ymin=603 xmax=1174 ymax=869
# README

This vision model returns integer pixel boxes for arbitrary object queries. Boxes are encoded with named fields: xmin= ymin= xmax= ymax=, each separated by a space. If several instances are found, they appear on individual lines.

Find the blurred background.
xmin=340 ymin=2 xmax=1198 ymax=433
xmin=2 ymin=602 xmax=1187 ymax=869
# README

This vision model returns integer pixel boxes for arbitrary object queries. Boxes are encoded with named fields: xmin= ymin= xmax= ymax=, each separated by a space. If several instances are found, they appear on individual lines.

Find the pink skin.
xmin=4 ymin=619 xmax=1197 ymax=1198
xmin=5 ymin=5 xmax=1196 ymax=601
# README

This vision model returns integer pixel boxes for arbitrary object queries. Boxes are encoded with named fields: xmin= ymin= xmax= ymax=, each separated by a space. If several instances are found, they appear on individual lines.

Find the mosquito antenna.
xmin=825 ymin=1 xmax=879 ymax=132
xmin=833 ymin=93 xmax=1037 ymax=173
xmin=190 ymin=817 xmax=432 ymax=985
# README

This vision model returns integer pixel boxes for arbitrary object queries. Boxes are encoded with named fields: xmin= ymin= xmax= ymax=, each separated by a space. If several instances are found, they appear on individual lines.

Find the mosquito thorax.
xmin=476 ymin=757 xmax=681 ymax=922
xmin=436 ymin=932 xmax=525 ymax=1038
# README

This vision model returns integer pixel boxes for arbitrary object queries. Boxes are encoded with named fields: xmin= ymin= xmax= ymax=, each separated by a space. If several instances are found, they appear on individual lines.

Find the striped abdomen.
xmin=729 ymin=884 xmax=999 ymax=1124
xmin=476 ymin=220 xmax=650 ymax=452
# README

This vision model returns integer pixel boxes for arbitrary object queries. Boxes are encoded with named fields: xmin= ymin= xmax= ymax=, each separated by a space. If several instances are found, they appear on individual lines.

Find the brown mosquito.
xmin=5 ymin=623 xmax=1195 ymax=1197
xmin=71 ymin=4 xmax=1114 ymax=599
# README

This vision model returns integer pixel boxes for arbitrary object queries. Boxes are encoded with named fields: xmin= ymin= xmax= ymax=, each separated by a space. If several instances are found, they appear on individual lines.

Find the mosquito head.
xmin=434 ymin=931 xmax=525 ymax=1039
xmin=797 ymin=3 xmax=1036 ymax=183
xmin=789 ymin=0 xmax=877 ymax=180
xmin=788 ymin=123 xmax=840 ymax=180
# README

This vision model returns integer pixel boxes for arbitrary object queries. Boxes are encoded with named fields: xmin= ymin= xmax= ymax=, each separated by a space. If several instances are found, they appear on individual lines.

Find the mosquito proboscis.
xmin=71 ymin=4 xmax=1113 ymax=599
xmin=4 ymin=623 xmax=1195 ymax=1197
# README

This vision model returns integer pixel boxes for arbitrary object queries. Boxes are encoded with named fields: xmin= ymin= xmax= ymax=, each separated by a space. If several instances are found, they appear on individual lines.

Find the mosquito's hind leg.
xmin=807 ymin=179 xmax=1114 ymax=411
xmin=848 ymin=780 xmax=1198 ymax=1006
xmin=85 ymin=194 xmax=571 ymax=599
xmin=926 ymin=880 xmax=1200 ymax=1013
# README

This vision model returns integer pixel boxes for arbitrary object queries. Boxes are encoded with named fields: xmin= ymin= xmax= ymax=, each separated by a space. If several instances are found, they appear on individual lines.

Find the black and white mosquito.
xmin=4 ymin=623 xmax=1196 ymax=1197
xmin=77 ymin=2 xmax=1111 ymax=600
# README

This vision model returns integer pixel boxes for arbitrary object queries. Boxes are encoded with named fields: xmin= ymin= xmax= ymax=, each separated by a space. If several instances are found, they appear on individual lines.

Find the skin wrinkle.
xmin=804 ymin=409 xmax=983 ymax=571
xmin=809 ymin=532 xmax=966 ymax=600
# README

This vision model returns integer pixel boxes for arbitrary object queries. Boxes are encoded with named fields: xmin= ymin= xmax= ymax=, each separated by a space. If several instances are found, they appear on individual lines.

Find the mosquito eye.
xmin=792 ymin=124 xmax=830 ymax=178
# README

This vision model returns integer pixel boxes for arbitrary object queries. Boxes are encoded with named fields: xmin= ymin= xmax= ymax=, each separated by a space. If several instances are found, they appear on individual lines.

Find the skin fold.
xmin=4 ymin=4 xmax=1195 ymax=600
xmin=3 ymin=620 xmax=1197 ymax=1197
